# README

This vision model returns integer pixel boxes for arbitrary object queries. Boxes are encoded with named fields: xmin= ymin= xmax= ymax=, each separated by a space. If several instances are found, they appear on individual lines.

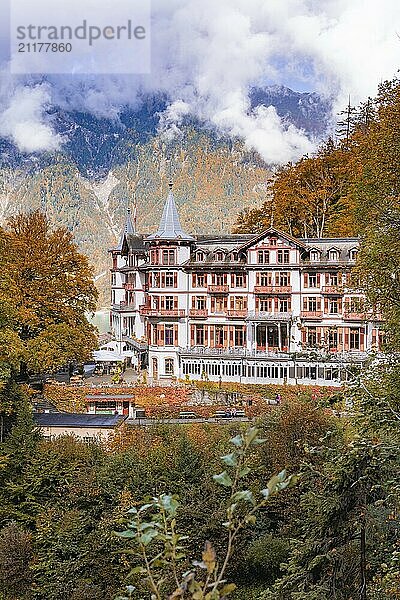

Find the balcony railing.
xmin=343 ymin=312 xmax=367 ymax=320
xmin=227 ymin=310 xmax=248 ymax=318
xmin=208 ymin=285 xmax=229 ymax=293
xmin=112 ymin=301 xmax=136 ymax=311
xmin=254 ymin=285 xmax=292 ymax=294
xmin=189 ymin=309 xmax=208 ymax=318
xmin=322 ymin=286 xmax=342 ymax=294
xmin=139 ymin=306 xmax=185 ymax=317
xmin=246 ymin=311 xmax=292 ymax=321
xmin=301 ymin=311 xmax=323 ymax=319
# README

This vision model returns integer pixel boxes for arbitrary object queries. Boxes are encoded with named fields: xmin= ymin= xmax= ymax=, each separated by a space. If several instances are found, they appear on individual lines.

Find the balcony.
xmin=343 ymin=312 xmax=367 ymax=320
xmin=124 ymin=282 xmax=135 ymax=291
xmin=246 ymin=311 xmax=292 ymax=321
xmin=208 ymin=285 xmax=229 ymax=294
xmin=227 ymin=310 xmax=248 ymax=318
xmin=139 ymin=306 xmax=186 ymax=317
xmin=301 ymin=311 xmax=323 ymax=319
xmin=322 ymin=286 xmax=342 ymax=294
xmin=112 ymin=301 xmax=136 ymax=312
xmin=254 ymin=285 xmax=292 ymax=294
xmin=189 ymin=309 xmax=208 ymax=318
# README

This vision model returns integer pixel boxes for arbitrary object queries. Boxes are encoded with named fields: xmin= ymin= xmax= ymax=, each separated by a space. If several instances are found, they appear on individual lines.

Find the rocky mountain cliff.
xmin=0 ymin=86 xmax=331 ymax=307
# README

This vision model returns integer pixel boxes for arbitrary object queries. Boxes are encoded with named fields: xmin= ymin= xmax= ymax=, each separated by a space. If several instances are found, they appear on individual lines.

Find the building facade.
xmin=109 ymin=186 xmax=382 ymax=387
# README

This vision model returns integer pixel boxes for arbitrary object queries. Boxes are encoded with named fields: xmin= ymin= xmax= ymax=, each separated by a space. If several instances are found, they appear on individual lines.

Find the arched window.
xmin=196 ymin=251 xmax=205 ymax=262
xmin=215 ymin=251 xmax=224 ymax=262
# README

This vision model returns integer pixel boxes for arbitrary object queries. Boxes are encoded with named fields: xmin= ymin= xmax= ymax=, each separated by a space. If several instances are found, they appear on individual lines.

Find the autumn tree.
xmin=234 ymin=140 xmax=357 ymax=238
xmin=0 ymin=210 xmax=98 ymax=377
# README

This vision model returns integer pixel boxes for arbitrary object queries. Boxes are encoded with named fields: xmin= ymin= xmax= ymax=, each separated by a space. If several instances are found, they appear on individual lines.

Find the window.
xmin=233 ymin=273 xmax=246 ymax=287
xmin=165 ymin=296 xmax=174 ymax=310
xmin=196 ymin=251 xmax=205 ymax=262
xmin=269 ymin=238 xmax=277 ymax=246
xmin=329 ymin=298 xmax=339 ymax=314
xmin=257 ymin=250 xmax=270 ymax=264
xmin=327 ymin=272 xmax=338 ymax=286
xmin=165 ymin=358 xmax=174 ymax=375
xmin=195 ymin=325 xmax=205 ymax=345
xmin=193 ymin=274 xmax=206 ymax=287
xmin=234 ymin=326 xmax=245 ymax=346
xmin=231 ymin=296 xmax=247 ymax=310
xmin=277 ymin=249 xmax=290 ymax=264
xmin=328 ymin=249 xmax=339 ymax=262
xmin=350 ymin=328 xmax=360 ymax=350
xmin=279 ymin=298 xmax=290 ymax=312
xmin=258 ymin=297 xmax=272 ymax=312
xmin=307 ymin=272 xmax=318 ymax=288
xmin=215 ymin=326 xmax=224 ymax=346
xmin=278 ymin=272 xmax=290 ymax=286
xmin=162 ymin=249 xmax=176 ymax=265
xmin=349 ymin=248 xmax=358 ymax=260
xmin=164 ymin=272 xmax=176 ymax=287
xmin=83 ymin=436 xmax=96 ymax=444
xmin=152 ymin=272 xmax=160 ymax=287
xmin=111 ymin=273 xmax=116 ymax=285
xmin=231 ymin=252 xmax=239 ymax=261
xmin=165 ymin=325 xmax=175 ymax=346
xmin=128 ymin=253 xmax=135 ymax=267
xmin=213 ymin=273 xmax=227 ymax=286
xmin=310 ymin=249 xmax=320 ymax=262
xmin=328 ymin=329 xmax=338 ymax=350
xmin=308 ymin=297 xmax=317 ymax=312
xmin=307 ymin=327 xmax=317 ymax=347
xmin=215 ymin=251 xmax=224 ymax=262
xmin=193 ymin=296 xmax=206 ymax=310
xmin=213 ymin=296 xmax=227 ymax=313
xmin=150 ymin=249 xmax=159 ymax=264
xmin=258 ymin=272 xmax=272 ymax=286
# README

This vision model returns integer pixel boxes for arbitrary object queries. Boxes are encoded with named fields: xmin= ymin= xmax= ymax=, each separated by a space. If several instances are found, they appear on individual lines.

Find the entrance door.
xmin=267 ymin=325 xmax=279 ymax=350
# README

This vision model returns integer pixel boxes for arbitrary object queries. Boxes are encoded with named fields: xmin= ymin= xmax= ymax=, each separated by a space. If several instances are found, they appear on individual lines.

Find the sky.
xmin=0 ymin=0 xmax=399 ymax=164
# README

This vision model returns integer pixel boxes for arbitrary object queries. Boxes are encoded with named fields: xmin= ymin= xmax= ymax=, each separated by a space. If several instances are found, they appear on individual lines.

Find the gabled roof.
xmin=238 ymin=227 xmax=308 ymax=251
xmin=146 ymin=186 xmax=194 ymax=242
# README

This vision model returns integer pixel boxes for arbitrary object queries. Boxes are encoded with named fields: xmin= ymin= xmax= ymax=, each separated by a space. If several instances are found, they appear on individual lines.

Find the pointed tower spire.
xmin=117 ymin=205 xmax=136 ymax=249
xmin=146 ymin=183 xmax=194 ymax=241
xmin=124 ymin=207 xmax=135 ymax=235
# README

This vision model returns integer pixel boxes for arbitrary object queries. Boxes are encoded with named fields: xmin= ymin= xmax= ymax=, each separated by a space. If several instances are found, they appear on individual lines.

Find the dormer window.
xmin=349 ymin=248 xmax=358 ymax=261
xmin=328 ymin=249 xmax=339 ymax=262
xmin=270 ymin=238 xmax=277 ymax=246
xmin=310 ymin=249 xmax=320 ymax=262
xmin=196 ymin=251 xmax=205 ymax=262
xmin=215 ymin=251 xmax=224 ymax=262
xmin=231 ymin=252 xmax=239 ymax=261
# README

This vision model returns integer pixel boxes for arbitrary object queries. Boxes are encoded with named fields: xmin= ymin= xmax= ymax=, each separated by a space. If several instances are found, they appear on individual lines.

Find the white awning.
xmin=93 ymin=350 xmax=126 ymax=363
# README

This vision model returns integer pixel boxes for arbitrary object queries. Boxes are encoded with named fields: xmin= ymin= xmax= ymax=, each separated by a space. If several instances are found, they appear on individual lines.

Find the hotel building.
xmin=109 ymin=186 xmax=382 ymax=386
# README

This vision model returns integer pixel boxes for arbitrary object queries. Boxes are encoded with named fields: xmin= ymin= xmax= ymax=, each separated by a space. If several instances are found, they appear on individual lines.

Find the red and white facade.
xmin=109 ymin=188 xmax=382 ymax=387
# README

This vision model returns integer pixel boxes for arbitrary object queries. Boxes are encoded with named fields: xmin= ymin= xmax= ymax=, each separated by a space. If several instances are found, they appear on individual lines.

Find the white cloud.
xmin=1 ymin=0 xmax=399 ymax=160
xmin=0 ymin=84 xmax=63 ymax=153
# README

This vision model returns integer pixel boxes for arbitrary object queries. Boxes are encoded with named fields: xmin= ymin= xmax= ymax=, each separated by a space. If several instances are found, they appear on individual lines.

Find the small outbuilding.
xmin=34 ymin=412 xmax=126 ymax=442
